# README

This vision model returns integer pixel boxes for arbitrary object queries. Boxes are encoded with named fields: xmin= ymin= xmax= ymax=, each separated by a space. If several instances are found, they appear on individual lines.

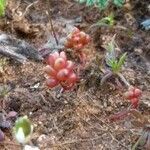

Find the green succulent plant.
xmin=77 ymin=0 xmax=125 ymax=9
xmin=101 ymin=35 xmax=129 ymax=87
xmin=105 ymin=36 xmax=127 ymax=74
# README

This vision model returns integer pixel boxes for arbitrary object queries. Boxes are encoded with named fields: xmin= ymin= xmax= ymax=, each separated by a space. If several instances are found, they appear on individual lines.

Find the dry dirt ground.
xmin=0 ymin=0 xmax=149 ymax=150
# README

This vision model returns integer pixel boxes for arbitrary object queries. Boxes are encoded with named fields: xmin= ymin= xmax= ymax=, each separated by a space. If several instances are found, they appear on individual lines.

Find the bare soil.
xmin=0 ymin=0 xmax=149 ymax=150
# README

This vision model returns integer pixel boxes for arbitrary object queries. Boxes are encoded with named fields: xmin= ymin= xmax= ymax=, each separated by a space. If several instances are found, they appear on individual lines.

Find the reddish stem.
xmin=109 ymin=109 xmax=130 ymax=122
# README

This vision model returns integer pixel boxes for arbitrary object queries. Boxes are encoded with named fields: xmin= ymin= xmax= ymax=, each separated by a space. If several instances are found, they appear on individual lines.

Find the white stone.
xmin=24 ymin=145 xmax=40 ymax=150
xmin=37 ymin=134 xmax=47 ymax=143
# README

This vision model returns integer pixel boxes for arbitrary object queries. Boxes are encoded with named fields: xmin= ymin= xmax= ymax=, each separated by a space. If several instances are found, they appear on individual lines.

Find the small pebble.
xmin=23 ymin=145 xmax=40 ymax=150
xmin=29 ymin=112 xmax=33 ymax=115
xmin=7 ymin=111 xmax=17 ymax=118
xmin=37 ymin=134 xmax=47 ymax=143
xmin=134 ymin=48 xmax=143 ymax=54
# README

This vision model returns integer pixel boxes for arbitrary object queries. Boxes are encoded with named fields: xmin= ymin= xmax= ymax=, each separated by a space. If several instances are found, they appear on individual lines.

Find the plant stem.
xmin=131 ymin=135 xmax=143 ymax=150
xmin=101 ymin=71 xmax=113 ymax=85
xmin=117 ymin=73 xmax=130 ymax=88
xmin=46 ymin=0 xmax=59 ymax=45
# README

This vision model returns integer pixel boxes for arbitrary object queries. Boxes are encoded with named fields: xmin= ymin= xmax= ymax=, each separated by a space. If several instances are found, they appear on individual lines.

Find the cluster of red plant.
xmin=124 ymin=86 xmax=142 ymax=108
xmin=110 ymin=86 xmax=142 ymax=122
xmin=44 ymin=28 xmax=90 ymax=90
xmin=44 ymin=28 xmax=143 ymax=123
xmin=44 ymin=51 xmax=77 ymax=90
xmin=65 ymin=27 xmax=90 ymax=63
xmin=65 ymin=27 xmax=90 ymax=50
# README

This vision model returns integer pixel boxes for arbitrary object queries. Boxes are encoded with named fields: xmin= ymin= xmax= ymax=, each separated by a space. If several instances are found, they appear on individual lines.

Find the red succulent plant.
xmin=65 ymin=27 xmax=90 ymax=50
xmin=64 ymin=27 xmax=90 ymax=63
xmin=44 ymin=51 xmax=77 ymax=90
xmin=109 ymin=86 xmax=142 ymax=122
xmin=124 ymin=86 xmax=142 ymax=109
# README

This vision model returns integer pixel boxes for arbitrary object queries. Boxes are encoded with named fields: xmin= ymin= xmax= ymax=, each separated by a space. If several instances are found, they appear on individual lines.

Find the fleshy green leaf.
xmin=77 ymin=0 xmax=96 ymax=6
xmin=77 ymin=0 xmax=124 ymax=9
xmin=0 ymin=0 xmax=6 ymax=17
xmin=14 ymin=116 xmax=32 ymax=137
xmin=104 ymin=36 xmax=127 ymax=73
xmin=86 ymin=0 xmax=96 ymax=6
xmin=97 ymin=0 xmax=109 ymax=9
xmin=116 ymin=52 xmax=127 ymax=71
xmin=113 ymin=0 xmax=125 ymax=7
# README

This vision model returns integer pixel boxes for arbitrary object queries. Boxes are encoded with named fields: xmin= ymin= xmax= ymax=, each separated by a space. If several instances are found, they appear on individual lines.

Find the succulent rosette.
xmin=44 ymin=51 xmax=77 ymax=90
xmin=65 ymin=27 xmax=90 ymax=50
xmin=124 ymin=86 xmax=142 ymax=108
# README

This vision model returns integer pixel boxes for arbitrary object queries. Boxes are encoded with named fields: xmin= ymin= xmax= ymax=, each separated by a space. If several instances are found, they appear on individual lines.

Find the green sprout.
xmin=108 ymin=53 xmax=127 ymax=73
xmin=90 ymin=13 xmax=115 ymax=28
xmin=14 ymin=116 xmax=33 ymax=144
xmin=105 ymin=36 xmax=126 ymax=74
xmin=101 ymin=35 xmax=129 ymax=87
